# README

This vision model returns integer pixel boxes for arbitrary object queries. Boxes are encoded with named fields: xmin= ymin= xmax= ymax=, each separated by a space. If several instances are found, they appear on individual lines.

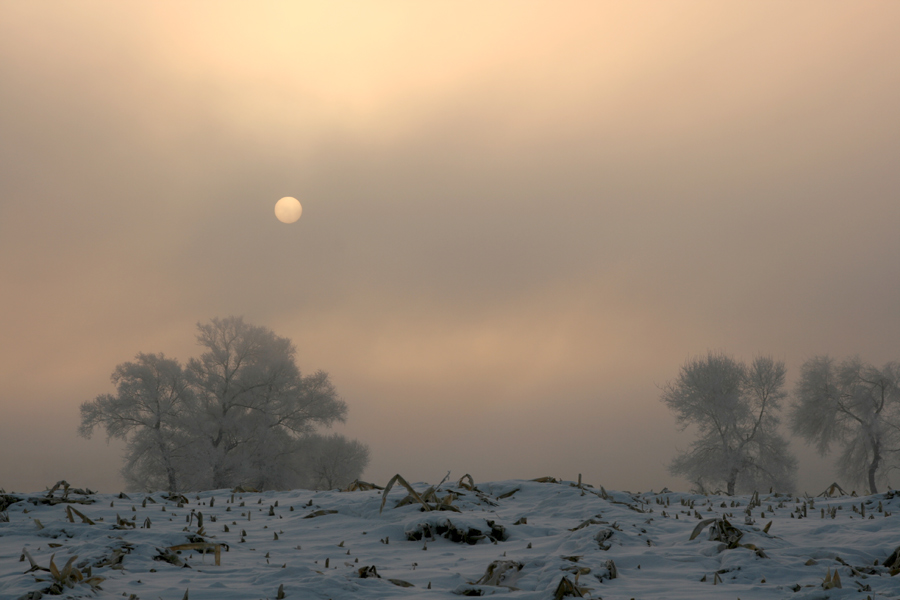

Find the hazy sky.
xmin=2 ymin=1 xmax=899 ymax=495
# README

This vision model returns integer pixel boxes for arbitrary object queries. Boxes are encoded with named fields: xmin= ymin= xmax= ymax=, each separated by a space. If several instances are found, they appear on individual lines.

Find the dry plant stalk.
xmin=569 ymin=516 xmax=607 ymax=532
xmin=819 ymin=482 xmax=847 ymax=497
xmin=343 ymin=480 xmax=383 ymax=492
xmin=379 ymin=474 xmax=432 ymax=514
xmin=303 ymin=509 xmax=338 ymax=519
xmin=822 ymin=567 xmax=843 ymax=589
xmin=167 ymin=543 xmax=222 ymax=566
xmin=689 ymin=516 xmax=768 ymax=557
xmin=497 ymin=488 xmax=520 ymax=500
xmin=457 ymin=474 xmax=476 ymax=490
xmin=689 ymin=518 xmax=720 ymax=541
xmin=358 ymin=565 xmax=379 ymax=578
xmin=473 ymin=560 xmax=523 ymax=589
xmin=66 ymin=505 xmax=95 ymax=524
xmin=29 ymin=552 xmax=105 ymax=593
xmin=47 ymin=480 xmax=70 ymax=498
xmin=553 ymin=575 xmax=585 ymax=598
xmin=532 ymin=476 xmax=559 ymax=484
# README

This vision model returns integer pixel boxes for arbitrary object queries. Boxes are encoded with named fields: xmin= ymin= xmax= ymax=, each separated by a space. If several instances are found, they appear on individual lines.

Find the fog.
xmin=1 ymin=1 xmax=899 ymax=494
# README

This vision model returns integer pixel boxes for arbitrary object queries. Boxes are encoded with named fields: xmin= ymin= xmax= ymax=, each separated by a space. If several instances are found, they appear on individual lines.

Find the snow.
xmin=1 ymin=478 xmax=899 ymax=599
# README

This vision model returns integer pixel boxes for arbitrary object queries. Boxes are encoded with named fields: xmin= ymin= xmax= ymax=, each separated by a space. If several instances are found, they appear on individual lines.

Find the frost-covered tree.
xmin=79 ymin=317 xmax=367 ymax=492
xmin=300 ymin=433 xmax=371 ymax=490
xmin=79 ymin=353 xmax=193 ymax=492
xmin=185 ymin=317 xmax=348 ymax=490
xmin=790 ymin=356 xmax=900 ymax=494
xmin=661 ymin=353 xmax=797 ymax=495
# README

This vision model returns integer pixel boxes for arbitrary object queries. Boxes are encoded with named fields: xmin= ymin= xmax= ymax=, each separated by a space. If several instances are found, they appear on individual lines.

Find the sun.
xmin=274 ymin=197 xmax=302 ymax=223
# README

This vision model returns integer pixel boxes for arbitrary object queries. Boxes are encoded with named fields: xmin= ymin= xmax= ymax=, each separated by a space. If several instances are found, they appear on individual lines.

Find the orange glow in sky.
xmin=1 ymin=1 xmax=899 ymax=494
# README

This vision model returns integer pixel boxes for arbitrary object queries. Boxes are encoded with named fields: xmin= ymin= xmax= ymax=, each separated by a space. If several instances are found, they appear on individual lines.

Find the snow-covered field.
xmin=1 ymin=477 xmax=898 ymax=599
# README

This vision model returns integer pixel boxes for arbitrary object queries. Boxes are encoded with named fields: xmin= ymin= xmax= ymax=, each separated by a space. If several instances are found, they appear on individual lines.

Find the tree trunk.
xmin=211 ymin=426 xmax=227 ymax=489
xmin=154 ymin=423 xmax=178 ymax=493
xmin=867 ymin=440 xmax=881 ymax=495
xmin=166 ymin=464 xmax=178 ymax=493
xmin=725 ymin=469 xmax=738 ymax=496
xmin=212 ymin=456 xmax=230 ymax=490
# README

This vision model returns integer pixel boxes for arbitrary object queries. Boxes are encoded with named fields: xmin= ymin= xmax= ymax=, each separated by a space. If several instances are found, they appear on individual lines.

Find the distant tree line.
xmin=79 ymin=316 xmax=369 ymax=493
xmin=661 ymin=352 xmax=900 ymax=495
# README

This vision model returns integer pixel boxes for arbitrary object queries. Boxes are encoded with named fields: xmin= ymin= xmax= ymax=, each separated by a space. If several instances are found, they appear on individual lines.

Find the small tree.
xmin=79 ymin=353 xmax=193 ymax=492
xmin=661 ymin=353 xmax=797 ymax=495
xmin=790 ymin=356 xmax=900 ymax=494
xmin=302 ymin=433 xmax=371 ymax=490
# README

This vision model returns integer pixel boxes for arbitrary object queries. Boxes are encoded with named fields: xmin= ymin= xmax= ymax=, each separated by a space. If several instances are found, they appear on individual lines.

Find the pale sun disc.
xmin=274 ymin=197 xmax=302 ymax=223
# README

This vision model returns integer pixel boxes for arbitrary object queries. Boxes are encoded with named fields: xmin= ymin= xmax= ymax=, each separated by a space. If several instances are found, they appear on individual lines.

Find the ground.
xmin=1 ymin=477 xmax=898 ymax=599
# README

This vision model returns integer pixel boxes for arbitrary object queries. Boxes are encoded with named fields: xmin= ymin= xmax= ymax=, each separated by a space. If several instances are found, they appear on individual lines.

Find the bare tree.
xmin=661 ymin=353 xmax=797 ymax=495
xmin=791 ymin=356 xmax=900 ymax=494
xmin=79 ymin=353 xmax=193 ymax=492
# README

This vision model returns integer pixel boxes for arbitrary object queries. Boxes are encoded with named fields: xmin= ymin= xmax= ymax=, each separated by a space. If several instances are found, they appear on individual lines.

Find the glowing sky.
xmin=2 ymin=1 xmax=899 ymax=494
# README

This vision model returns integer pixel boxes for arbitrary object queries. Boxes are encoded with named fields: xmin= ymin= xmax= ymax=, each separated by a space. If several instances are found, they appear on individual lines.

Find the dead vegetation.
xmin=406 ymin=518 xmax=507 ymax=545
xmin=821 ymin=567 xmax=843 ymax=589
xmin=64 ymin=505 xmax=94 ymax=525
xmin=46 ymin=480 xmax=95 ymax=500
xmin=595 ymin=528 xmax=614 ymax=550
xmin=357 ymin=564 xmax=379 ymax=578
xmin=302 ymin=509 xmax=338 ymax=519
xmin=1 ymin=494 xmax=23 ymax=512
xmin=569 ymin=516 xmax=607 ymax=532
xmin=167 ymin=543 xmax=223 ymax=566
xmin=7 ymin=477 xmax=898 ymax=598
xmin=885 ymin=544 xmax=900 ymax=575
xmin=553 ymin=575 xmax=588 ymax=598
xmin=164 ymin=492 xmax=190 ymax=504
xmin=470 ymin=559 xmax=523 ymax=589
xmin=531 ymin=476 xmax=560 ymax=484
xmin=2 ymin=482 xmax=96 ymax=513
xmin=819 ymin=482 xmax=848 ymax=497
xmin=689 ymin=517 xmax=768 ymax=557
xmin=496 ymin=488 xmax=519 ymax=500
xmin=457 ymin=474 xmax=476 ymax=491
xmin=342 ymin=479 xmax=383 ymax=491
xmin=94 ymin=545 xmax=131 ymax=569
xmin=21 ymin=550 xmax=106 ymax=596
xmin=353 ymin=563 xmax=411 ymax=586
xmin=379 ymin=474 xmax=462 ymax=513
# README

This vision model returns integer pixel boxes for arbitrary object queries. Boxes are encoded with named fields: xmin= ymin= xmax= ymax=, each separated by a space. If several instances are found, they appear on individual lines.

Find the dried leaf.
xmin=302 ymin=509 xmax=338 ymax=519
xmin=49 ymin=554 xmax=60 ymax=581
xmin=379 ymin=474 xmax=431 ymax=514
xmin=457 ymin=474 xmax=475 ymax=490
xmin=553 ymin=575 xmax=584 ymax=598
xmin=689 ymin=518 xmax=718 ymax=541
